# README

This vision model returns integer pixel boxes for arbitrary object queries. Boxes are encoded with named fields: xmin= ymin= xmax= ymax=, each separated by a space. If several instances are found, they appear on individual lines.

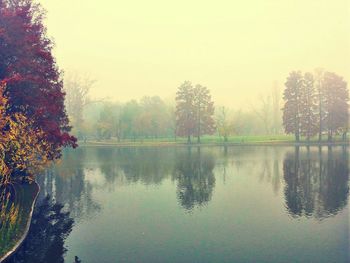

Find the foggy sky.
xmin=40 ymin=0 xmax=350 ymax=108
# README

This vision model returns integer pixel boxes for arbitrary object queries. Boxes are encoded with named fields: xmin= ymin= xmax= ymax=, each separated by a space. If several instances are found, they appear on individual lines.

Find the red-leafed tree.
xmin=0 ymin=0 xmax=76 ymax=159
xmin=175 ymin=82 xmax=215 ymax=143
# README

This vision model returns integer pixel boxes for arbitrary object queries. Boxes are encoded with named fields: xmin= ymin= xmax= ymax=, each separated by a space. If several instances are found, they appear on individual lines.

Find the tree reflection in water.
xmin=173 ymin=147 xmax=215 ymax=211
xmin=3 ymin=146 xmax=350 ymax=262
xmin=93 ymin=147 xmax=216 ymax=211
xmin=5 ymin=196 xmax=79 ymax=263
xmin=283 ymin=146 xmax=349 ymax=219
xmin=36 ymin=148 xmax=100 ymax=222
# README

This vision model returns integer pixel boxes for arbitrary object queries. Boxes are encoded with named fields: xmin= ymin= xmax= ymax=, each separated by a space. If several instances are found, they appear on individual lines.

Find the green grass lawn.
xmin=80 ymin=134 xmax=348 ymax=146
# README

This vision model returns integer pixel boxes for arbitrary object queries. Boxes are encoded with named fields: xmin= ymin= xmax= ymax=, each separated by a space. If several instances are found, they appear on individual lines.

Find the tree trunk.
xmin=187 ymin=135 xmax=191 ymax=144
xmin=197 ymin=100 xmax=201 ymax=144
xmin=342 ymin=131 xmax=347 ymax=142
xmin=327 ymin=130 xmax=332 ymax=142
xmin=318 ymin=81 xmax=323 ymax=142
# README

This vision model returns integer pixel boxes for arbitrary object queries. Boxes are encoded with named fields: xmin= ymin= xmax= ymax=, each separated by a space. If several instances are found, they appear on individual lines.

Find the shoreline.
xmin=79 ymin=140 xmax=349 ymax=148
xmin=0 ymin=182 xmax=40 ymax=263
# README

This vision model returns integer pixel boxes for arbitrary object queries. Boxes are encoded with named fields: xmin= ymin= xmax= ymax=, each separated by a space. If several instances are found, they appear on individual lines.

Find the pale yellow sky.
xmin=40 ymin=0 xmax=350 ymax=108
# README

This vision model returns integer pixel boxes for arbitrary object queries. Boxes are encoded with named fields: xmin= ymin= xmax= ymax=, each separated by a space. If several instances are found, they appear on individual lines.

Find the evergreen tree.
xmin=300 ymin=72 xmax=317 ymax=141
xmin=322 ymin=72 xmax=349 ymax=141
xmin=314 ymin=68 xmax=326 ymax=142
xmin=282 ymin=71 xmax=303 ymax=142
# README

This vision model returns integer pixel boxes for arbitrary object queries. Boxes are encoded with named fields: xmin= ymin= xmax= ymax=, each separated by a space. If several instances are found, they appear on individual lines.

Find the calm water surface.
xmin=7 ymin=146 xmax=350 ymax=263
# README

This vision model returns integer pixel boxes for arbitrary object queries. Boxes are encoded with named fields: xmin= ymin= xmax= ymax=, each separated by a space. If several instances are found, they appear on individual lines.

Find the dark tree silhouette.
xmin=5 ymin=196 xmax=78 ymax=263
xmin=176 ymin=82 xmax=215 ymax=143
xmin=315 ymin=68 xmax=326 ymax=142
xmin=283 ymin=147 xmax=349 ymax=219
xmin=282 ymin=71 xmax=303 ymax=142
xmin=299 ymin=72 xmax=317 ymax=141
xmin=283 ymin=70 xmax=348 ymax=142
xmin=175 ymin=82 xmax=196 ymax=143
xmin=322 ymin=72 xmax=349 ymax=142
xmin=173 ymin=148 xmax=216 ymax=210
xmin=193 ymin=85 xmax=215 ymax=143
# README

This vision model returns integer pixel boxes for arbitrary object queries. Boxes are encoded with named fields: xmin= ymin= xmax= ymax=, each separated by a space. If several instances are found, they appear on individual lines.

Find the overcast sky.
xmin=40 ymin=0 xmax=350 ymax=108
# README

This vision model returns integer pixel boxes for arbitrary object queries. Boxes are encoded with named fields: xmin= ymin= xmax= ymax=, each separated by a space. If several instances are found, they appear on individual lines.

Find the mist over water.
xmin=1 ymin=1 xmax=350 ymax=262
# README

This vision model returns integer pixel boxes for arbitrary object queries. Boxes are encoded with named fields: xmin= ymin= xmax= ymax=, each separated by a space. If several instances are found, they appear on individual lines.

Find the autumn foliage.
xmin=0 ymin=0 xmax=76 ymax=153
xmin=0 ymin=82 xmax=53 ymax=185
xmin=176 ymin=82 xmax=215 ymax=143
xmin=0 ymin=0 xmax=76 ymax=185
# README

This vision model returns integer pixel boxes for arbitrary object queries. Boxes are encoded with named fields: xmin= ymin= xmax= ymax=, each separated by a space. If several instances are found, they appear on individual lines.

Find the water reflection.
xmin=173 ymin=147 xmax=215 ymax=210
xmin=39 ymin=146 xmax=349 ymax=218
xmin=3 ymin=146 xmax=349 ymax=262
xmin=95 ymin=148 xmax=175 ymax=185
xmin=0 ymin=183 xmax=39 ymax=260
xmin=283 ymin=147 xmax=349 ymax=219
xmin=36 ymin=148 xmax=100 ymax=222
xmin=5 ymin=196 xmax=78 ymax=263
xmin=94 ymin=147 xmax=216 ymax=210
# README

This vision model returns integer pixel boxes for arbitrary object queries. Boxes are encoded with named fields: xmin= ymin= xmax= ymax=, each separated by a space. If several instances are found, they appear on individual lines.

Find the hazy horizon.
xmin=41 ymin=0 xmax=350 ymax=108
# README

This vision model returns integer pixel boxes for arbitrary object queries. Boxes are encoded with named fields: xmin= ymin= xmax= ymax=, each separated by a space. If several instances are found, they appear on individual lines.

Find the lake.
xmin=6 ymin=146 xmax=349 ymax=263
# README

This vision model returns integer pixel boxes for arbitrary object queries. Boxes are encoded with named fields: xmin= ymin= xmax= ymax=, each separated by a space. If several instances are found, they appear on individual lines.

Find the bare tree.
xmin=216 ymin=106 xmax=232 ymax=142
xmin=251 ymin=94 xmax=272 ymax=135
xmin=271 ymin=81 xmax=282 ymax=135
xmin=64 ymin=74 xmax=95 ymax=138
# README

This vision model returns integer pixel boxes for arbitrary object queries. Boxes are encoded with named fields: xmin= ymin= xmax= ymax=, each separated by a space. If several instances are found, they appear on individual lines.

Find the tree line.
xmin=282 ymin=70 xmax=349 ymax=142
xmin=66 ymin=79 xmax=285 ymax=142
xmin=66 ymin=69 xmax=350 ymax=144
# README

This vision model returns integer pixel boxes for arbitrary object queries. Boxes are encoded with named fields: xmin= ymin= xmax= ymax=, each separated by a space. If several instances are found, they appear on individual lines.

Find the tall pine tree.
xmin=282 ymin=71 xmax=303 ymax=142
xmin=323 ymin=72 xmax=349 ymax=141
xmin=300 ymin=72 xmax=317 ymax=141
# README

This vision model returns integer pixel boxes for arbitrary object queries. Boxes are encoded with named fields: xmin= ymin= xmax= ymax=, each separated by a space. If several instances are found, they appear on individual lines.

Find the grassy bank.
xmin=79 ymin=135 xmax=349 ymax=147
xmin=0 ymin=182 xmax=39 ymax=262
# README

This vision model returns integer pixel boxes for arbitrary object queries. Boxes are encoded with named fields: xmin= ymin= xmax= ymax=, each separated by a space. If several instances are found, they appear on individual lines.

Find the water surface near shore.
xmin=8 ymin=146 xmax=350 ymax=263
